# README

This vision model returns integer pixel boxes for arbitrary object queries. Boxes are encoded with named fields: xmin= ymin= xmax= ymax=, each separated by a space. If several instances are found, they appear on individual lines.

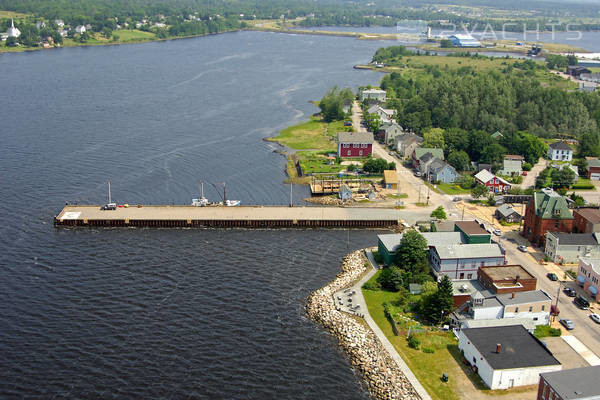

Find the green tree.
xmin=578 ymin=132 xmax=600 ymax=158
xmin=5 ymin=36 xmax=17 ymax=46
xmin=319 ymin=86 xmax=353 ymax=122
xmin=546 ymin=54 xmax=569 ymax=70
xmin=471 ymin=184 xmax=489 ymax=199
xmin=447 ymin=150 xmax=470 ymax=171
xmin=435 ymin=275 xmax=454 ymax=323
xmin=377 ymin=266 xmax=404 ymax=291
xmin=395 ymin=230 xmax=429 ymax=275
xmin=551 ymin=167 xmax=575 ymax=189
xmin=458 ymin=174 xmax=475 ymax=189
xmin=430 ymin=206 xmax=447 ymax=220
xmin=480 ymin=143 xmax=507 ymax=165
xmin=570 ymin=192 xmax=586 ymax=207
xmin=422 ymin=127 xmax=445 ymax=149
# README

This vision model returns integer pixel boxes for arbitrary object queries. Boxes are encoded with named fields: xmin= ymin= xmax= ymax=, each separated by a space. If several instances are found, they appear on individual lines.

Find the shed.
xmin=383 ymin=170 xmax=398 ymax=189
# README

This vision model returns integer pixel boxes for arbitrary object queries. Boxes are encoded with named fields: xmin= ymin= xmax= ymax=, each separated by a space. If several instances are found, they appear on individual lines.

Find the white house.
xmin=359 ymin=88 xmax=386 ymax=102
xmin=75 ymin=25 xmax=86 ymax=34
xmin=457 ymin=326 xmax=561 ymax=389
xmin=544 ymin=232 xmax=600 ymax=264
xmin=55 ymin=19 xmax=65 ymax=27
xmin=548 ymin=141 xmax=573 ymax=161
xmin=381 ymin=121 xmax=404 ymax=144
xmin=429 ymin=243 xmax=506 ymax=280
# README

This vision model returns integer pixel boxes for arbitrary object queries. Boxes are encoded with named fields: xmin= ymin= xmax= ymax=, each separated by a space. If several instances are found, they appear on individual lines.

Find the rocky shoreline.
xmin=306 ymin=250 xmax=421 ymax=400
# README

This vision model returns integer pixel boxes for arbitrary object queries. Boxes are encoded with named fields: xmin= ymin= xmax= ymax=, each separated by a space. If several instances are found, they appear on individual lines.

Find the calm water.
xmin=0 ymin=31 xmax=388 ymax=398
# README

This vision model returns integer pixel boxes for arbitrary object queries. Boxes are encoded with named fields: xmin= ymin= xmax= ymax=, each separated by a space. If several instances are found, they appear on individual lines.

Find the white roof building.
xmin=75 ymin=25 xmax=86 ymax=34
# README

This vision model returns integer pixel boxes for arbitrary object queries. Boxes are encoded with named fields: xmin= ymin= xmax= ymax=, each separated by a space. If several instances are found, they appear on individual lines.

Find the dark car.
xmin=574 ymin=295 xmax=591 ymax=310
xmin=547 ymin=273 xmax=559 ymax=281
xmin=344 ymin=120 xmax=352 ymax=126
xmin=563 ymin=287 xmax=577 ymax=297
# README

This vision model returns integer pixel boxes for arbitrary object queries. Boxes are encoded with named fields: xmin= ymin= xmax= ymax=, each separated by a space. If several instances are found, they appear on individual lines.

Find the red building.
xmin=522 ymin=189 xmax=574 ymax=247
xmin=537 ymin=366 xmax=600 ymax=400
xmin=573 ymin=208 xmax=600 ymax=233
xmin=586 ymin=158 xmax=600 ymax=180
xmin=474 ymin=169 xmax=511 ymax=193
xmin=337 ymin=131 xmax=373 ymax=158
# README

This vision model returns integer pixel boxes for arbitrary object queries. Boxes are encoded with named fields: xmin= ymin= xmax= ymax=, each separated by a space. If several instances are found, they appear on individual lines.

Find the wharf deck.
xmin=54 ymin=205 xmax=400 ymax=228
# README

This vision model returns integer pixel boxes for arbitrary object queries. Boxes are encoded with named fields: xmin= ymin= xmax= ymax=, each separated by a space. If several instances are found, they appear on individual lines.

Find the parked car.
xmin=589 ymin=313 xmax=600 ymax=324
xmin=574 ymin=295 xmax=591 ymax=310
xmin=517 ymin=245 xmax=528 ymax=252
xmin=344 ymin=120 xmax=352 ymax=126
xmin=547 ymin=273 xmax=559 ymax=281
xmin=563 ymin=287 xmax=577 ymax=297
xmin=414 ymin=171 xmax=422 ymax=177
xmin=559 ymin=318 xmax=575 ymax=330
xmin=493 ymin=229 xmax=502 ymax=236
xmin=452 ymin=197 xmax=461 ymax=202
xmin=101 ymin=203 xmax=117 ymax=210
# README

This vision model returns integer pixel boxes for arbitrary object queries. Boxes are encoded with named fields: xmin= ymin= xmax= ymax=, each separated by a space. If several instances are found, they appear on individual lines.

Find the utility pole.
xmin=461 ymin=206 xmax=465 ymax=220
xmin=290 ymin=182 xmax=293 ymax=207
xmin=418 ymin=186 xmax=422 ymax=204
xmin=108 ymin=181 xmax=112 ymax=204
xmin=553 ymin=281 xmax=562 ymax=322
xmin=426 ymin=187 xmax=430 ymax=206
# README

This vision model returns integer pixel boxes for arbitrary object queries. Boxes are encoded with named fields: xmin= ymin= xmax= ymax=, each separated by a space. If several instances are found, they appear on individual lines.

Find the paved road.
xmin=496 ymin=230 xmax=600 ymax=356
xmin=351 ymin=101 xmax=459 ymax=219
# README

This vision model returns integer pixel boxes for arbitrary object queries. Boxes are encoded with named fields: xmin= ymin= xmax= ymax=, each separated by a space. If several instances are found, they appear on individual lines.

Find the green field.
xmin=436 ymin=183 xmax=471 ymax=195
xmin=113 ymin=29 xmax=156 ymax=42
xmin=269 ymin=117 xmax=336 ymax=150
xmin=0 ymin=10 xmax=30 ymax=18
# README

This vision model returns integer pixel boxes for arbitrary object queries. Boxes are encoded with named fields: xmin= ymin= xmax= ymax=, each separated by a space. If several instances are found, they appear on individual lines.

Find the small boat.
xmin=192 ymin=182 xmax=209 ymax=206
xmin=225 ymin=200 xmax=241 ymax=207
xmin=191 ymin=197 xmax=209 ymax=206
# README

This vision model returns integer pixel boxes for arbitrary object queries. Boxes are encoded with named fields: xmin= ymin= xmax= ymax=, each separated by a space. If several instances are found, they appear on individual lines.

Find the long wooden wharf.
xmin=54 ymin=205 xmax=400 ymax=228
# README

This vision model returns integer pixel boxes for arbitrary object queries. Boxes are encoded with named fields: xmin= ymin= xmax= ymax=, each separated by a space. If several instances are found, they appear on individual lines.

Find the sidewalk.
xmin=562 ymin=335 xmax=600 ymax=366
xmin=350 ymin=250 xmax=432 ymax=400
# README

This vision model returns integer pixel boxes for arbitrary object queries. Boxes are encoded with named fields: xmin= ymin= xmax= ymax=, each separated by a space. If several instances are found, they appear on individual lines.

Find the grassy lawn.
xmin=534 ymin=324 xmax=561 ymax=338
xmin=437 ymin=183 xmax=471 ymax=195
xmin=362 ymin=283 xmax=462 ymax=400
xmin=363 ymin=277 xmax=539 ymax=400
xmin=113 ymin=29 xmax=156 ymax=42
xmin=269 ymin=117 xmax=335 ymax=150
xmin=0 ymin=10 xmax=30 ymax=18
xmin=298 ymin=151 xmax=344 ymax=174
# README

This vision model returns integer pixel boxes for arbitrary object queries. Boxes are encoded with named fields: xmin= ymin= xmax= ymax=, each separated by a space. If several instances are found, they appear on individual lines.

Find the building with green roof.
xmin=521 ymin=189 xmax=574 ymax=246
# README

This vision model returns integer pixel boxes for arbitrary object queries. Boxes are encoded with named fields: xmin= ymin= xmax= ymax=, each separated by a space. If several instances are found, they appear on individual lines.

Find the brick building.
xmin=478 ymin=265 xmax=537 ymax=294
xmin=522 ymin=189 xmax=574 ymax=247
xmin=573 ymin=208 xmax=600 ymax=233
xmin=537 ymin=366 xmax=600 ymax=400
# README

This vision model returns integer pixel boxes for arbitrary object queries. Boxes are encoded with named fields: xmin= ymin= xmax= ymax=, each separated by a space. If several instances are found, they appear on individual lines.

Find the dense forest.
xmin=369 ymin=46 xmax=600 ymax=168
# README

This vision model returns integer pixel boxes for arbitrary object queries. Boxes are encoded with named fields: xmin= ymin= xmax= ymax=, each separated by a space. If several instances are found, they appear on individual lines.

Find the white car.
xmin=493 ymin=229 xmax=502 ymax=236
xmin=590 ymin=314 xmax=600 ymax=324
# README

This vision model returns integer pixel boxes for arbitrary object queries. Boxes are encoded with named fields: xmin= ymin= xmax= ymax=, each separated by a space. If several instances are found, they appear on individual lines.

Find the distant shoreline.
xmin=1 ymin=26 xmax=592 ymax=55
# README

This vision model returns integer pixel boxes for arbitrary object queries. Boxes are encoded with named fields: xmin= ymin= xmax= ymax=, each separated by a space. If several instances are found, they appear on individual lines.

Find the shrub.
xmin=423 ymin=347 xmax=435 ymax=354
xmin=362 ymin=281 xmax=381 ymax=291
xmin=408 ymin=334 xmax=421 ymax=349
xmin=522 ymin=162 xmax=532 ymax=171
xmin=566 ymin=269 xmax=577 ymax=279
xmin=572 ymin=183 xmax=594 ymax=190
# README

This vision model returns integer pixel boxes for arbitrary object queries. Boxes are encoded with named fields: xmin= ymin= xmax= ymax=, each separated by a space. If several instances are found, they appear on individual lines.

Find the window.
xmin=361 ymin=143 xmax=367 ymax=148
xmin=473 ymin=357 xmax=476 ymax=364
xmin=343 ymin=143 xmax=349 ymax=148
xmin=542 ymin=305 xmax=545 ymax=311
xmin=555 ymin=220 xmax=559 ymax=228
xmin=529 ymin=306 xmax=533 ymax=312
xmin=515 ymin=307 xmax=519 ymax=313
xmin=471 ymin=261 xmax=476 ymax=268
xmin=347 ymin=151 xmax=351 ymax=156
xmin=359 ymin=150 xmax=363 ymax=156
xmin=467 ymin=274 xmax=472 ymax=279
xmin=460 ymin=273 xmax=464 ymax=279
xmin=480 ymin=261 xmax=485 ymax=267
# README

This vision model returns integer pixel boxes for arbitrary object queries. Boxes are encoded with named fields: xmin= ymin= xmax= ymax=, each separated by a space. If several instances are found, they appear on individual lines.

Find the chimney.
xmin=511 ymin=292 xmax=515 ymax=299
xmin=496 ymin=343 xmax=502 ymax=353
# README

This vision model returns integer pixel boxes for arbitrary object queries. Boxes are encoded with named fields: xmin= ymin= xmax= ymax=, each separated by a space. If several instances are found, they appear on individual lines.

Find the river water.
xmin=0 ymin=31 xmax=389 ymax=398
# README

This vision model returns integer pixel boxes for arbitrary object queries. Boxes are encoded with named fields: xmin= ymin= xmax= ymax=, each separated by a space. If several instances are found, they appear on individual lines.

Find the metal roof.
xmin=433 ymin=243 xmax=504 ymax=259
xmin=546 ymin=232 xmax=600 ymax=246
xmin=460 ymin=326 xmax=561 ymax=370
xmin=533 ymin=191 xmax=573 ymax=219
xmin=496 ymin=204 xmax=520 ymax=218
xmin=378 ymin=232 xmax=463 ymax=252
xmin=414 ymin=147 xmax=444 ymax=160
xmin=540 ymin=366 xmax=600 ymax=400
xmin=337 ymin=131 xmax=373 ymax=144
xmin=495 ymin=290 xmax=551 ymax=306
xmin=474 ymin=169 xmax=510 ymax=185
